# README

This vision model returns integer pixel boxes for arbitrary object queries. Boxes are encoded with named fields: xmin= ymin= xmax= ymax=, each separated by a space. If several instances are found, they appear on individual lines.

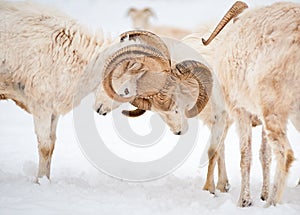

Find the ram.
xmin=121 ymin=1 xmax=300 ymax=207
xmin=0 ymin=1 xmax=126 ymax=182
xmin=0 ymin=1 xmax=211 ymax=183
xmin=127 ymin=7 xmax=192 ymax=39
xmin=198 ymin=1 xmax=300 ymax=207
xmin=118 ymin=35 xmax=263 ymax=197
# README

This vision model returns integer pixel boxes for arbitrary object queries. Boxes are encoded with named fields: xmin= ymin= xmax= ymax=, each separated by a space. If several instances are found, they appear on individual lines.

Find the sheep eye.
xmin=175 ymin=110 xmax=178 ymax=114
xmin=124 ymin=88 xmax=129 ymax=95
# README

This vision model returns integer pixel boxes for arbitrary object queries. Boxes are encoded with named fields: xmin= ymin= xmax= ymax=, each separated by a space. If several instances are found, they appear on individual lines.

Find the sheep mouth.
xmin=174 ymin=131 xmax=182 ymax=135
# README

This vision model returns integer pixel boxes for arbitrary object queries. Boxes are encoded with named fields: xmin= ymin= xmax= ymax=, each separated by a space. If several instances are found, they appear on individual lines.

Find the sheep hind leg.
xmin=203 ymin=112 xmax=229 ymax=194
xmin=259 ymin=127 xmax=272 ymax=201
xmin=289 ymin=111 xmax=300 ymax=185
xmin=34 ymin=114 xmax=59 ymax=182
xmin=216 ymin=142 xmax=230 ymax=192
xmin=216 ymin=121 xmax=230 ymax=192
xmin=235 ymin=109 xmax=253 ymax=207
xmin=203 ymin=146 xmax=219 ymax=194
xmin=264 ymin=112 xmax=294 ymax=207
xmin=290 ymin=112 xmax=300 ymax=132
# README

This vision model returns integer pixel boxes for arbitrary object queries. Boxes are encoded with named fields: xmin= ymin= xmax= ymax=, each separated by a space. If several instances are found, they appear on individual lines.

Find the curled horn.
xmin=102 ymin=43 xmax=170 ymax=103
xmin=122 ymin=60 xmax=212 ymax=118
xmin=120 ymin=30 xmax=171 ymax=65
xmin=202 ymin=1 xmax=248 ymax=46
xmin=121 ymin=89 xmax=175 ymax=118
xmin=118 ymin=30 xmax=172 ymax=116
xmin=121 ymin=97 xmax=151 ymax=117
xmin=174 ymin=60 xmax=213 ymax=118
xmin=122 ymin=109 xmax=146 ymax=117
xmin=121 ymin=92 xmax=175 ymax=117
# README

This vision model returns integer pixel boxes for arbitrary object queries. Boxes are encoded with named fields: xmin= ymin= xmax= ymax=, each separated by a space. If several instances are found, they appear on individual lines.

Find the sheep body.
xmin=0 ymin=1 xmax=120 ymax=180
xmin=190 ymin=2 xmax=300 ymax=206
xmin=0 ymin=2 xmax=111 ymax=115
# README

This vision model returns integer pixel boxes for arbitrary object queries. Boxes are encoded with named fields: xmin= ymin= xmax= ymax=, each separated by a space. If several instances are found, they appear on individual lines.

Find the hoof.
xmin=35 ymin=175 xmax=51 ymax=185
xmin=260 ymin=193 xmax=268 ymax=201
xmin=238 ymin=198 xmax=253 ymax=207
xmin=217 ymin=181 xmax=231 ymax=192
xmin=264 ymin=199 xmax=277 ymax=208
xmin=203 ymin=183 xmax=216 ymax=195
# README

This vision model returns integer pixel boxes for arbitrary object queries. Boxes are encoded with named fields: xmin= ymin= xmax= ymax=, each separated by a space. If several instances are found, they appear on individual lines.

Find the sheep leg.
xmin=259 ymin=127 xmax=272 ymax=201
xmin=235 ymin=109 xmax=253 ymax=207
xmin=264 ymin=113 xmax=294 ymax=207
xmin=290 ymin=113 xmax=300 ymax=186
xmin=34 ymin=114 xmax=59 ymax=181
xmin=216 ymin=141 xmax=230 ymax=192
xmin=203 ymin=111 xmax=228 ymax=194
xmin=203 ymin=146 xmax=218 ymax=194
xmin=290 ymin=112 xmax=300 ymax=132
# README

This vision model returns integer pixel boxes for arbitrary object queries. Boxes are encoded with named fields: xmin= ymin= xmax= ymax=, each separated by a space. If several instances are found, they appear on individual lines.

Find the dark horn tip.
xmin=121 ymin=110 xmax=130 ymax=116
xmin=121 ymin=109 xmax=146 ymax=117
xmin=202 ymin=38 xmax=209 ymax=46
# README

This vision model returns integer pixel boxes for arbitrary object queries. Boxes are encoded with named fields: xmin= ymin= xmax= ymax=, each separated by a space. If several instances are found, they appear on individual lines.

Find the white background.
xmin=1 ymin=0 xmax=300 ymax=214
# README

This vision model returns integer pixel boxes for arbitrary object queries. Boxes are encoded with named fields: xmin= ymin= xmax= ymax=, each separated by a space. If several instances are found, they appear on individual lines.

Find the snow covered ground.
xmin=1 ymin=0 xmax=300 ymax=214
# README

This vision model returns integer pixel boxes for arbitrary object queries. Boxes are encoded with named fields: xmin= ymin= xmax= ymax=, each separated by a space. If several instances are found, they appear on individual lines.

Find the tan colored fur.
xmin=127 ymin=7 xmax=192 ymax=39
xmin=193 ymin=2 xmax=299 ymax=207
xmin=0 ymin=1 xmax=116 ymax=181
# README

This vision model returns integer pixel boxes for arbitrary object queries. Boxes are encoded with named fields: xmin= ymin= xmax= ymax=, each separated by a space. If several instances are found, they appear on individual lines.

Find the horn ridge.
xmin=202 ymin=1 xmax=248 ymax=46
xmin=103 ymin=43 xmax=170 ymax=103
xmin=174 ymin=60 xmax=213 ymax=118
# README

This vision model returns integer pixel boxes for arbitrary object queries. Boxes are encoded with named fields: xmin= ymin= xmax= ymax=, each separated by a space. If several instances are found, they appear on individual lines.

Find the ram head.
xmin=97 ymin=30 xmax=213 ymax=135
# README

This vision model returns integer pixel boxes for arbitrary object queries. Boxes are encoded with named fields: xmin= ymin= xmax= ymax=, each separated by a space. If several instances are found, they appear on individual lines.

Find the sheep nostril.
xmin=96 ymin=104 xmax=103 ymax=114
xmin=175 ymin=131 xmax=182 ymax=135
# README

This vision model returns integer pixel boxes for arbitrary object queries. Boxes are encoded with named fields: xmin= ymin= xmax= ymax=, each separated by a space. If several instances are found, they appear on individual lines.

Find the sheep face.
xmin=94 ymin=30 xmax=212 ymax=135
xmin=157 ymin=107 xmax=188 ymax=135
xmin=94 ymin=71 xmax=140 ymax=115
xmin=127 ymin=8 xmax=154 ymax=29
xmin=94 ymin=87 xmax=120 ymax=115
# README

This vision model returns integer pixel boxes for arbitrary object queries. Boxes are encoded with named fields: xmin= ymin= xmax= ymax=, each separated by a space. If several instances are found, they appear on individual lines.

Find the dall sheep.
xmin=127 ymin=7 xmax=192 ymax=39
xmin=1 ymin=2 xmax=212 ymax=182
xmin=98 ymin=30 xmax=214 ymax=135
xmin=0 ymin=1 xmax=122 ymax=181
xmin=197 ymin=1 xmax=300 ymax=207
xmin=121 ymin=1 xmax=300 ymax=207
xmin=122 ymin=5 xmax=264 ymax=196
xmin=120 ymin=33 xmax=263 ymax=195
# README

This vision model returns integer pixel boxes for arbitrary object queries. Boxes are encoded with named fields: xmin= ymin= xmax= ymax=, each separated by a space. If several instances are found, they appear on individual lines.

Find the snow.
xmin=1 ymin=0 xmax=300 ymax=214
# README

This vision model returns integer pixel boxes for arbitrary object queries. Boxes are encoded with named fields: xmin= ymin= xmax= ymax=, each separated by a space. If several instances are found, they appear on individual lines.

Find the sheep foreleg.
xmin=34 ymin=114 xmax=59 ymax=182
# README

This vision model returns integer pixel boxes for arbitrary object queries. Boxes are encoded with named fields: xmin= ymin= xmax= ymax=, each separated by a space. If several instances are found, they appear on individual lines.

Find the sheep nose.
xmin=96 ymin=105 xmax=102 ymax=114
xmin=174 ymin=131 xmax=182 ymax=135
xmin=96 ymin=104 xmax=107 ymax=116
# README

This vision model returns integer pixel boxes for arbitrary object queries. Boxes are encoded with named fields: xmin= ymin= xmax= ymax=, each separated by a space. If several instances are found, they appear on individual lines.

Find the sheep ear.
xmin=143 ymin=7 xmax=156 ymax=18
xmin=127 ymin=7 xmax=137 ymax=17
